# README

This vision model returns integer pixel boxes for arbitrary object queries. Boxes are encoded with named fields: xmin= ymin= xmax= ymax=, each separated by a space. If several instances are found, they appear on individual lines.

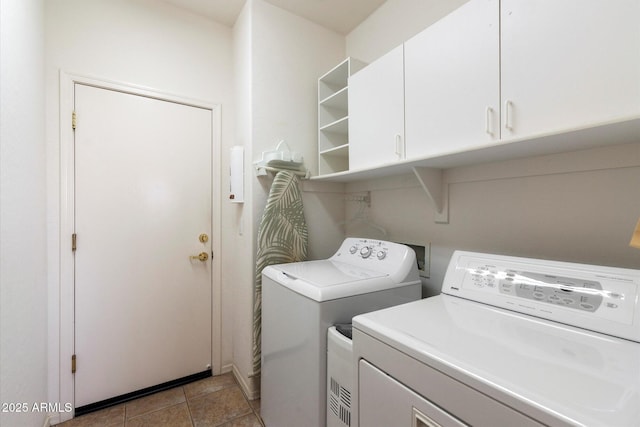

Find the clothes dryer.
xmin=260 ymin=238 xmax=421 ymax=427
xmin=353 ymin=251 xmax=640 ymax=427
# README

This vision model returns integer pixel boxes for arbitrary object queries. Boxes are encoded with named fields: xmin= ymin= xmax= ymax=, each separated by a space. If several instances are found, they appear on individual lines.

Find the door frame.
xmin=56 ymin=72 xmax=222 ymax=422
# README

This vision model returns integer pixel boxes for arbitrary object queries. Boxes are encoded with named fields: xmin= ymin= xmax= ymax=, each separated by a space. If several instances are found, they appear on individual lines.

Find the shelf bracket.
xmin=412 ymin=167 xmax=449 ymax=224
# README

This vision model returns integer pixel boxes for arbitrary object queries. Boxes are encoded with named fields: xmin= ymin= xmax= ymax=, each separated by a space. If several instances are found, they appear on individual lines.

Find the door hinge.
xmin=72 ymin=111 xmax=77 ymax=130
xmin=71 ymin=354 xmax=77 ymax=374
xmin=72 ymin=233 xmax=77 ymax=252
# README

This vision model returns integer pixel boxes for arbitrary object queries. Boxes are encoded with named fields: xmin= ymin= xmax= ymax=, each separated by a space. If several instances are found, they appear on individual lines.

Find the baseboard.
xmin=43 ymin=413 xmax=58 ymax=427
xmin=231 ymin=364 xmax=260 ymax=400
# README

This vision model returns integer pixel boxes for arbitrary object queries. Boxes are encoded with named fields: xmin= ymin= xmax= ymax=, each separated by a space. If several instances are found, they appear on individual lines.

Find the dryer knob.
xmin=349 ymin=245 xmax=358 ymax=254
xmin=377 ymin=251 xmax=387 ymax=260
xmin=360 ymin=246 xmax=372 ymax=258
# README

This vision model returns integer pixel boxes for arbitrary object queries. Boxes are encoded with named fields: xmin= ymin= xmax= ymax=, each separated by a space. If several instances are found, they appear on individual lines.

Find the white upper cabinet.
xmin=348 ymin=45 xmax=405 ymax=171
xmin=501 ymin=0 xmax=640 ymax=139
xmin=316 ymin=0 xmax=640 ymax=181
xmin=405 ymin=0 xmax=500 ymax=160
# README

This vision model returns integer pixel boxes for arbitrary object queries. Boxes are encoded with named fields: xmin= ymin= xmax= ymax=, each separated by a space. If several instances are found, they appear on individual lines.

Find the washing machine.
xmin=260 ymin=238 xmax=421 ymax=427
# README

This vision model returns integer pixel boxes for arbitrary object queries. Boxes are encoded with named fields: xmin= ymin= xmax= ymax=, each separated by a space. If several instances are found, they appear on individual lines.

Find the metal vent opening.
xmin=329 ymin=377 xmax=351 ymax=426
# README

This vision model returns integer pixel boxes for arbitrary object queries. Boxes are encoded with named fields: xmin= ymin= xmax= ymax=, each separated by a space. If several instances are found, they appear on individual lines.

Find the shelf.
xmin=314 ymin=116 xmax=640 ymax=223
xmin=320 ymin=144 xmax=349 ymax=157
xmin=319 ymin=89 xmax=348 ymax=128
xmin=313 ymin=116 xmax=640 ymax=181
xmin=319 ymin=116 xmax=348 ymax=135
xmin=320 ymin=87 xmax=348 ymax=109
xmin=318 ymin=59 xmax=349 ymax=100
xmin=319 ymin=59 xmax=349 ymax=86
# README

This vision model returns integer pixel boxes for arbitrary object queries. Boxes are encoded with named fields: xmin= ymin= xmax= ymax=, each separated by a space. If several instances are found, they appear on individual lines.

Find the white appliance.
xmin=261 ymin=238 xmax=422 ymax=427
xmin=327 ymin=325 xmax=353 ymax=427
xmin=353 ymin=251 xmax=640 ymax=427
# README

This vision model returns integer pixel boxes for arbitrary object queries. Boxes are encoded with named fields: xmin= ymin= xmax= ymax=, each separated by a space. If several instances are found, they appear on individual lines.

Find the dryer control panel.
xmin=442 ymin=251 xmax=640 ymax=342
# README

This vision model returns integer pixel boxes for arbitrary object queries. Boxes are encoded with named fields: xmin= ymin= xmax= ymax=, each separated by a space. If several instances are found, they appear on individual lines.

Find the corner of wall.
xmin=232 ymin=364 xmax=260 ymax=401
xmin=0 ymin=0 xmax=49 ymax=426
xmin=229 ymin=0 xmax=347 ymax=401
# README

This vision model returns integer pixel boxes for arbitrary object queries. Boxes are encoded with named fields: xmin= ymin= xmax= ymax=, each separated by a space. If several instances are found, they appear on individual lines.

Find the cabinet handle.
xmin=395 ymin=134 xmax=404 ymax=160
xmin=485 ymin=107 xmax=494 ymax=136
xmin=504 ymin=100 xmax=513 ymax=130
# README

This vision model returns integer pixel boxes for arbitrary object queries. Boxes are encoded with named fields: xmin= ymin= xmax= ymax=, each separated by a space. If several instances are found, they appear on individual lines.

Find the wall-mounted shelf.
xmin=320 ymin=144 xmax=349 ymax=157
xmin=319 ymin=116 xmax=349 ymax=135
xmin=318 ymin=57 xmax=366 ymax=176
xmin=312 ymin=116 xmax=640 ymax=222
xmin=320 ymin=87 xmax=348 ymax=110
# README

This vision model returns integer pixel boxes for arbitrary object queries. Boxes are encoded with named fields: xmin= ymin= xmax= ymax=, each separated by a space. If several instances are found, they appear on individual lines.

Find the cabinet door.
xmin=348 ymin=45 xmax=405 ymax=171
xmin=405 ymin=0 xmax=500 ymax=160
xmin=501 ymin=0 xmax=640 ymax=139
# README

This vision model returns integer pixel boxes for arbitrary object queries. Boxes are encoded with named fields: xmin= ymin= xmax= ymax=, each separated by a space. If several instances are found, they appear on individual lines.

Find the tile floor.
xmin=58 ymin=373 xmax=263 ymax=427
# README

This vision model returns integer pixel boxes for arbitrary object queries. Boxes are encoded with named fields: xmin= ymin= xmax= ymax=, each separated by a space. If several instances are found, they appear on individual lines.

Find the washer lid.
xmin=353 ymin=295 xmax=640 ymax=427
xmin=276 ymin=260 xmax=387 ymax=285
xmin=264 ymin=260 xmax=394 ymax=301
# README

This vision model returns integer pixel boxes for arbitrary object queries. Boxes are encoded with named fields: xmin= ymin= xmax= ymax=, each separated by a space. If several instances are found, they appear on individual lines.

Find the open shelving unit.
xmin=318 ymin=57 xmax=366 ymax=176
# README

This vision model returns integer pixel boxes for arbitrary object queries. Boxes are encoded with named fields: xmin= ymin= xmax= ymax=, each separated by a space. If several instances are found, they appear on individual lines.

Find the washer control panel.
xmin=442 ymin=251 xmax=640 ymax=342
xmin=331 ymin=238 xmax=416 ymax=277
xmin=344 ymin=239 xmax=390 ymax=262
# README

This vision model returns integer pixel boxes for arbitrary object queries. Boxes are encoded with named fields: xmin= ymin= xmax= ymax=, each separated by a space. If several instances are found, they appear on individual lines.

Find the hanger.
xmin=340 ymin=192 xmax=387 ymax=237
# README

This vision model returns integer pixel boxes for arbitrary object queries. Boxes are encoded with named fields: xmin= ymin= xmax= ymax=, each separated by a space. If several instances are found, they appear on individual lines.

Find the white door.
xmin=501 ymin=0 xmax=640 ymax=139
xmin=404 ymin=0 xmax=499 ymax=159
xmin=74 ymin=83 xmax=213 ymax=407
xmin=348 ymin=45 xmax=405 ymax=170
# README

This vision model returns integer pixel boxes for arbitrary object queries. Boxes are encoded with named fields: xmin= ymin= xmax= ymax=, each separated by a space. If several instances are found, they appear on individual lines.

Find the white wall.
xmin=230 ymin=0 xmax=258 ymax=398
xmin=346 ymin=145 xmax=640 ymax=296
xmin=344 ymin=1 xmax=640 ymax=295
xmin=250 ymin=0 xmax=346 ymax=258
xmin=230 ymin=0 xmax=346 ymax=398
xmin=0 ymin=0 xmax=49 ymax=426
xmin=44 ymin=0 xmax=234 ymax=417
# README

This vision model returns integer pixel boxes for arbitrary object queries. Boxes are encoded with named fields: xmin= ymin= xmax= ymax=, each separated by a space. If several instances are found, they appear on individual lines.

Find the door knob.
xmin=190 ymin=252 xmax=209 ymax=262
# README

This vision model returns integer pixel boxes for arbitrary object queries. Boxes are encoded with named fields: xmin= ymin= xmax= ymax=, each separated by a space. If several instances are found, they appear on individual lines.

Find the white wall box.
xmin=318 ymin=57 xmax=366 ymax=176
xmin=230 ymin=145 xmax=244 ymax=203
xmin=348 ymin=45 xmax=405 ymax=171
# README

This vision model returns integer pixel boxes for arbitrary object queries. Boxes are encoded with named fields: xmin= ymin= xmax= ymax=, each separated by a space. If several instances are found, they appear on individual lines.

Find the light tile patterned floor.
xmin=58 ymin=373 xmax=262 ymax=427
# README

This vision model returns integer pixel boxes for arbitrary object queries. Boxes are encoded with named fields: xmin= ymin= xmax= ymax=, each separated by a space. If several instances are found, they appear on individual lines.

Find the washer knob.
xmin=349 ymin=245 xmax=358 ymax=254
xmin=376 ymin=251 xmax=387 ymax=260
xmin=360 ymin=246 xmax=372 ymax=258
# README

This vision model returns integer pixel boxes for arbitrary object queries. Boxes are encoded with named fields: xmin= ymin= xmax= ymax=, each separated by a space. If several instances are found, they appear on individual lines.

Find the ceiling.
xmin=160 ymin=0 xmax=386 ymax=34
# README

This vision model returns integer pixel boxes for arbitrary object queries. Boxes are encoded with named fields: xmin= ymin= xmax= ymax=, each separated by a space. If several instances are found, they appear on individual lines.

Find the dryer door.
xmin=360 ymin=360 xmax=468 ymax=427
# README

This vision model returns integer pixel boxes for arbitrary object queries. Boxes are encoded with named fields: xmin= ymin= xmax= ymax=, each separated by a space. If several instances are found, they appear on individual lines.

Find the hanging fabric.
xmin=252 ymin=170 xmax=308 ymax=376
